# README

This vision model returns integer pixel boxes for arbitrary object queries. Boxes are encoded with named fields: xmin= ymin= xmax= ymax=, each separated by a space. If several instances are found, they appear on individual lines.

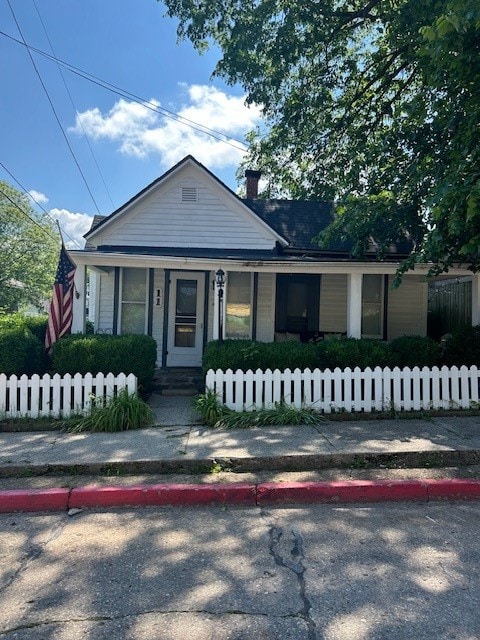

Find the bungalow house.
xmin=70 ymin=155 xmax=480 ymax=368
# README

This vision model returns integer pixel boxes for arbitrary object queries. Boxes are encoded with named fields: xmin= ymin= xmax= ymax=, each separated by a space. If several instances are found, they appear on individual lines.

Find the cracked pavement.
xmin=1 ymin=503 xmax=480 ymax=639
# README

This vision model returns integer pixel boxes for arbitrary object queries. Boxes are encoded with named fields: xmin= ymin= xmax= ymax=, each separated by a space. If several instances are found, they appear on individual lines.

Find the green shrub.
xmin=0 ymin=326 xmax=43 ymax=376
xmin=23 ymin=315 xmax=48 ymax=342
xmin=389 ymin=335 xmax=441 ymax=368
xmin=202 ymin=340 xmax=325 ymax=372
xmin=68 ymin=389 xmax=155 ymax=432
xmin=442 ymin=325 xmax=480 ymax=367
xmin=51 ymin=334 xmax=157 ymax=393
xmin=319 ymin=337 xmax=395 ymax=370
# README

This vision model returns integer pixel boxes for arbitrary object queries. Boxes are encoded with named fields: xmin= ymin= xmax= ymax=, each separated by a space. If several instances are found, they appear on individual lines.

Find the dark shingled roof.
xmin=85 ymin=197 xmax=411 ymax=259
xmin=85 ymin=215 xmax=106 ymax=249
xmin=244 ymin=199 xmax=351 ymax=253
xmin=245 ymin=199 xmax=412 ymax=257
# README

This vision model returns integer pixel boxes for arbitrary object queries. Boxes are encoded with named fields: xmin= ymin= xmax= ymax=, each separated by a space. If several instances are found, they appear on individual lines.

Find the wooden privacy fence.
xmin=206 ymin=366 xmax=480 ymax=413
xmin=0 ymin=372 xmax=137 ymax=419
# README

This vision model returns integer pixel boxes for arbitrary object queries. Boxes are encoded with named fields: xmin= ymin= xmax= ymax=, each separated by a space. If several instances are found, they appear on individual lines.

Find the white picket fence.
xmin=206 ymin=366 xmax=480 ymax=413
xmin=0 ymin=372 xmax=137 ymax=419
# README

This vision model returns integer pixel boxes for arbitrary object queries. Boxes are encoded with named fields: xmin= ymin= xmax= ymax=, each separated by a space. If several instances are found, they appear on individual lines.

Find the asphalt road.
xmin=1 ymin=502 xmax=479 ymax=639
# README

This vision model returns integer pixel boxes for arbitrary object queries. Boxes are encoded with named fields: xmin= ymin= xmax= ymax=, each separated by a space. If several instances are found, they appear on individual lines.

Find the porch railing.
xmin=206 ymin=365 xmax=480 ymax=413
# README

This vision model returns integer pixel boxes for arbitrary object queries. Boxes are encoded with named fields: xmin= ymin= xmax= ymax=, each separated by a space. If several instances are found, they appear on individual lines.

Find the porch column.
xmin=472 ymin=274 xmax=480 ymax=326
xmin=347 ymin=273 xmax=362 ymax=338
xmin=71 ymin=264 xmax=86 ymax=334
xmin=212 ymin=275 xmax=219 ymax=340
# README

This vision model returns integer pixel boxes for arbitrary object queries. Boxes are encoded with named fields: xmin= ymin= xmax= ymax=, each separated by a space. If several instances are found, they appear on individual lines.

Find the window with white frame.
xmin=120 ymin=268 xmax=148 ymax=334
xmin=225 ymin=272 xmax=252 ymax=339
xmin=361 ymin=274 xmax=383 ymax=338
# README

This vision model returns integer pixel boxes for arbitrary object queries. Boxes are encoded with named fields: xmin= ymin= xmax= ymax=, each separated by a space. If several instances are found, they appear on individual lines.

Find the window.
xmin=275 ymin=274 xmax=320 ymax=338
xmin=362 ymin=274 xmax=383 ymax=338
xmin=174 ymin=279 xmax=197 ymax=347
xmin=120 ymin=268 xmax=148 ymax=334
xmin=225 ymin=272 xmax=252 ymax=339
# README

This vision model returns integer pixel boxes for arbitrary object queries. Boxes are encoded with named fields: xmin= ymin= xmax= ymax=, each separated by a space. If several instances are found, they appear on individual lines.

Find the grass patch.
xmin=67 ymin=389 xmax=155 ymax=433
xmin=195 ymin=390 xmax=324 ymax=429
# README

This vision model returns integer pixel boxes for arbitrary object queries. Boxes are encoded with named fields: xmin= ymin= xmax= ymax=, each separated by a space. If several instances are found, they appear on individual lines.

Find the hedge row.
xmin=0 ymin=315 xmax=156 ymax=392
xmin=202 ymin=330 xmax=480 ymax=372
xmin=50 ymin=334 xmax=157 ymax=393
xmin=0 ymin=314 xmax=49 ymax=375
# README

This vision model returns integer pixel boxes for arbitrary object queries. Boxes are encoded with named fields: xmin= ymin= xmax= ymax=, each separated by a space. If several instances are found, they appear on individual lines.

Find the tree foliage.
xmin=0 ymin=181 xmax=59 ymax=312
xmin=163 ymin=0 xmax=480 ymax=274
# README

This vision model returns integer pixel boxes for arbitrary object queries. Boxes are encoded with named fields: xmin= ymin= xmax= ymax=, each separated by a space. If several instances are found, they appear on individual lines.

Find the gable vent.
xmin=181 ymin=186 xmax=198 ymax=203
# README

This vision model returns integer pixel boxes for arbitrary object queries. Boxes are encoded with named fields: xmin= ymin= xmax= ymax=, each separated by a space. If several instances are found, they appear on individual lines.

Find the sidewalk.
xmin=1 ymin=395 xmax=480 ymax=512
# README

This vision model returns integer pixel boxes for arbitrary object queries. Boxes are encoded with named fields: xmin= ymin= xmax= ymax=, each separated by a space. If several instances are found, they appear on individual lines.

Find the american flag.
xmin=45 ymin=244 xmax=77 ymax=353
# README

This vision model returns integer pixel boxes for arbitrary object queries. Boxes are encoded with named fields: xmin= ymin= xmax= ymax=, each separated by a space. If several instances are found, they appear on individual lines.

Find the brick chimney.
xmin=245 ymin=169 xmax=261 ymax=199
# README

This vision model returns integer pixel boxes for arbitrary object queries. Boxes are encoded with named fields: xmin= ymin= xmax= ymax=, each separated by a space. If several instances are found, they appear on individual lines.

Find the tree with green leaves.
xmin=163 ymin=0 xmax=480 ymax=275
xmin=0 ymin=181 xmax=59 ymax=312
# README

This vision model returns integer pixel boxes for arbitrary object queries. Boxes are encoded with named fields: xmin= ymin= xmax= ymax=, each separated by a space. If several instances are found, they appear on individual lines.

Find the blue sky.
xmin=1 ymin=0 xmax=261 ymax=247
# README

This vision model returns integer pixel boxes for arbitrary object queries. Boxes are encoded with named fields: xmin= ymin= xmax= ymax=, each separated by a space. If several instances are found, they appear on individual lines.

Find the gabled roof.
xmin=84 ymin=155 xmax=287 ymax=247
xmin=84 ymin=156 xmax=412 ymax=259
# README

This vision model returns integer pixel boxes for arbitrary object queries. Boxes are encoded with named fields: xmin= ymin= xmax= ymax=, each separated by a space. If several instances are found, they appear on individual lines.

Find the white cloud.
xmin=28 ymin=189 xmax=49 ymax=205
xmin=70 ymin=85 xmax=261 ymax=169
xmin=49 ymin=208 xmax=93 ymax=249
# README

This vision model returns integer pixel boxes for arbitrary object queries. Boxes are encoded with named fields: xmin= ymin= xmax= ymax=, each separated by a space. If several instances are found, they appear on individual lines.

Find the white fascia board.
xmin=71 ymin=251 xmax=476 ymax=277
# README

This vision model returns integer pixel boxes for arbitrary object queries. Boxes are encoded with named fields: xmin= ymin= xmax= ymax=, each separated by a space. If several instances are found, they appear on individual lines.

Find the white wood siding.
xmin=91 ymin=168 xmax=278 ymax=250
xmin=319 ymin=274 xmax=348 ymax=333
xmin=256 ymin=272 xmax=275 ymax=342
xmin=97 ymin=272 xmax=114 ymax=333
xmin=387 ymin=275 xmax=427 ymax=338
xmin=152 ymin=269 xmax=165 ymax=366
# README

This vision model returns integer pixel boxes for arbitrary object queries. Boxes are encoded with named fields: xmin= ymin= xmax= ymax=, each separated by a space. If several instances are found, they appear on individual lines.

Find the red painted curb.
xmin=0 ymin=488 xmax=70 ymax=513
xmin=69 ymin=483 xmax=257 ymax=509
xmin=425 ymin=478 xmax=480 ymax=500
xmin=256 ymin=480 xmax=429 ymax=505
xmin=2 ymin=479 xmax=480 ymax=514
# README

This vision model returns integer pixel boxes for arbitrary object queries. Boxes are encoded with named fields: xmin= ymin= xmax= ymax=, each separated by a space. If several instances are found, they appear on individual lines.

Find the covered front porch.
xmin=70 ymin=251 xmax=480 ymax=368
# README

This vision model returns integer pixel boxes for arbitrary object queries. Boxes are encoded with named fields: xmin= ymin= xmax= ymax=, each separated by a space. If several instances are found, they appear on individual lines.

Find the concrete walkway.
xmin=1 ymin=395 xmax=480 ymax=474
xmin=1 ymin=395 xmax=480 ymax=512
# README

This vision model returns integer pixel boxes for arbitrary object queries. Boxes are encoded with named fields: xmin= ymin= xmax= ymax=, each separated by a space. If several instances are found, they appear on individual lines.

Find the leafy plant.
xmin=202 ymin=339 xmax=325 ymax=373
xmin=195 ymin=389 xmax=230 ymax=425
xmin=0 ymin=325 xmax=43 ymax=376
xmin=196 ymin=390 xmax=323 ymax=429
xmin=68 ymin=389 xmax=155 ymax=432
xmin=389 ymin=335 xmax=441 ymax=368
xmin=318 ymin=337 xmax=395 ymax=370
xmin=442 ymin=325 xmax=480 ymax=367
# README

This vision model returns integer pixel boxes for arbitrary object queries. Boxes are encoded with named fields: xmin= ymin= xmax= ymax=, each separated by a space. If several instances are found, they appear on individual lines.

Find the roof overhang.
xmin=71 ymin=250 xmax=476 ymax=277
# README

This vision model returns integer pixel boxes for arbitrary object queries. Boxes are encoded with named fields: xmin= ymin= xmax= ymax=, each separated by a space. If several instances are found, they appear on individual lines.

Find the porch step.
xmin=153 ymin=368 xmax=205 ymax=396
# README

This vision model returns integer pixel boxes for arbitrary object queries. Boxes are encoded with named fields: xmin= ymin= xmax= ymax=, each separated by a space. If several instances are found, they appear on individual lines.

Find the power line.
xmin=0 ymin=29 xmax=249 ymax=154
xmin=0 ymin=160 xmax=82 ymax=249
xmin=5 ymin=0 xmax=102 ymax=215
xmin=32 ymin=0 xmax=115 ymax=209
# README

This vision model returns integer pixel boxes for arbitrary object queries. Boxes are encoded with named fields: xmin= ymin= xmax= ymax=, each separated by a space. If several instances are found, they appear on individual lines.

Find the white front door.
xmin=167 ymin=272 xmax=205 ymax=367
